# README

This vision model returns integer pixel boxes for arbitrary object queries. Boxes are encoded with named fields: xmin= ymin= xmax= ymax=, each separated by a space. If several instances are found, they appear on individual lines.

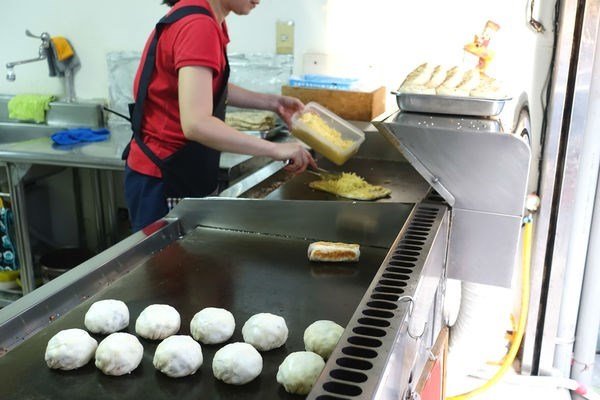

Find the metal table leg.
xmin=6 ymin=163 xmax=35 ymax=294
xmin=103 ymin=170 xmax=118 ymax=245
xmin=90 ymin=169 xmax=107 ymax=250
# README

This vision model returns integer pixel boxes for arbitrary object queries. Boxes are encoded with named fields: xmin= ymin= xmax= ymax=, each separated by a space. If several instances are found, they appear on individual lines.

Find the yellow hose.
xmin=446 ymin=216 xmax=532 ymax=400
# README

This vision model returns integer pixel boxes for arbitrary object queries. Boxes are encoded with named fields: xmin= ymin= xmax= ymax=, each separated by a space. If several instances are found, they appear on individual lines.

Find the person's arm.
xmin=227 ymin=83 xmax=303 ymax=127
xmin=178 ymin=66 xmax=316 ymax=173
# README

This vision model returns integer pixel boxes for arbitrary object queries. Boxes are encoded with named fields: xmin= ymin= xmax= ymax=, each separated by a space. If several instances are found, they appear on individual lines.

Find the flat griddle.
xmin=0 ymin=226 xmax=390 ymax=400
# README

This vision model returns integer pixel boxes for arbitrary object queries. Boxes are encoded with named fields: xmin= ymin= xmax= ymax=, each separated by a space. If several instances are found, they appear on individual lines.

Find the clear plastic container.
xmin=290 ymin=102 xmax=365 ymax=166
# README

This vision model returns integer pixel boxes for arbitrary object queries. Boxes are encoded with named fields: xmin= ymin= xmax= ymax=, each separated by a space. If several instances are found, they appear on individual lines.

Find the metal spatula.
xmin=306 ymin=167 xmax=343 ymax=180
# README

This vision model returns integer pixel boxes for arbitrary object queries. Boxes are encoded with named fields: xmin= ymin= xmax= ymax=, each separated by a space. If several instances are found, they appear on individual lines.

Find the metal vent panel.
xmin=308 ymin=202 xmax=449 ymax=399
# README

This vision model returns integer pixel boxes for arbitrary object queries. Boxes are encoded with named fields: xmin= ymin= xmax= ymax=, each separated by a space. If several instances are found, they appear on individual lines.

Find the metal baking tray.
xmin=392 ymin=91 xmax=511 ymax=117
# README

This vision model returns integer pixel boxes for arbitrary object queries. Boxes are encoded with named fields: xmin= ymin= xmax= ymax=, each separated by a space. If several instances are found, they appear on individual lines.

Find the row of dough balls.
xmin=84 ymin=300 xmax=183 ymax=341
xmin=46 ymin=300 xmax=282 ymax=374
xmin=45 ymin=329 xmax=201 ymax=378
xmin=83 ymin=300 xmax=281 ymax=346
xmin=45 ymin=299 xmax=345 ymax=395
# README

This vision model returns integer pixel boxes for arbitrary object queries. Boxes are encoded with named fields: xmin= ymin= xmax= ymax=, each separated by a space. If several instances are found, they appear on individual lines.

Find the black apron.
xmin=123 ymin=5 xmax=230 ymax=199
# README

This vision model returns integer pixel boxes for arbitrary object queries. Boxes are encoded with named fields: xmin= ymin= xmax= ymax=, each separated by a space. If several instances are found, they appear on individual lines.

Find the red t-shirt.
xmin=127 ymin=0 xmax=230 ymax=178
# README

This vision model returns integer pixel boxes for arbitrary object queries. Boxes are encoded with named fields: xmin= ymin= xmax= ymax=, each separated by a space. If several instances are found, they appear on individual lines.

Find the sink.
xmin=0 ymin=95 xmax=105 ymax=146
xmin=0 ymin=122 xmax=63 ymax=144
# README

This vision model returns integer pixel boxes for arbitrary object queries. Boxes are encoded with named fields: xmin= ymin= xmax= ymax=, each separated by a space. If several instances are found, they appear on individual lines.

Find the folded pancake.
xmin=455 ymin=68 xmax=480 ymax=92
xmin=400 ymin=63 xmax=435 ymax=87
xmin=436 ymin=68 xmax=481 ymax=97
xmin=436 ymin=67 xmax=464 ymax=95
xmin=308 ymin=241 xmax=360 ymax=262
xmin=470 ymin=73 xmax=505 ymax=98
xmin=425 ymin=65 xmax=448 ymax=88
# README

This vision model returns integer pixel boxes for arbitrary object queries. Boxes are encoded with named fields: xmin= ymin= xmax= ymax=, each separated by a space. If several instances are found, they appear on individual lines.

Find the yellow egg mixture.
xmin=299 ymin=112 xmax=353 ymax=150
xmin=309 ymin=172 xmax=391 ymax=201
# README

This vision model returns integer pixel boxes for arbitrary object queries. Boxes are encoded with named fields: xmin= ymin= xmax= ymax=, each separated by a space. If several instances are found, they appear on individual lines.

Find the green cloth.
xmin=7 ymin=94 xmax=56 ymax=123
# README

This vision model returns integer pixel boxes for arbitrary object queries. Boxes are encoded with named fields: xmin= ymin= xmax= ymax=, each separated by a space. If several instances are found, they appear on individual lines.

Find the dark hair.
xmin=162 ymin=0 xmax=180 ymax=6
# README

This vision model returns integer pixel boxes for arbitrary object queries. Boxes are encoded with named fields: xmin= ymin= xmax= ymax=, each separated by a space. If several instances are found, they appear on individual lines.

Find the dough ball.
xmin=135 ymin=304 xmax=181 ymax=340
xmin=45 ymin=328 xmax=98 ymax=370
xmin=276 ymin=351 xmax=325 ymax=395
xmin=84 ymin=299 xmax=129 ymax=334
xmin=95 ymin=332 xmax=144 ymax=376
xmin=190 ymin=307 xmax=235 ymax=344
xmin=304 ymin=320 xmax=344 ymax=360
xmin=242 ymin=313 xmax=288 ymax=351
xmin=153 ymin=335 xmax=203 ymax=378
xmin=212 ymin=342 xmax=263 ymax=385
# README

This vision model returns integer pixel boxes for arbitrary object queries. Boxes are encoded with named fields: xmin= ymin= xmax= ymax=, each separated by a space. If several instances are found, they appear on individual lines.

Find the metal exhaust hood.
xmin=374 ymin=109 xmax=531 ymax=287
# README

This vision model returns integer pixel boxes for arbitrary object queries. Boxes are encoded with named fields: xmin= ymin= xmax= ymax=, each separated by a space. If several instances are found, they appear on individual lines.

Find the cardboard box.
xmin=281 ymin=85 xmax=386 ymax=122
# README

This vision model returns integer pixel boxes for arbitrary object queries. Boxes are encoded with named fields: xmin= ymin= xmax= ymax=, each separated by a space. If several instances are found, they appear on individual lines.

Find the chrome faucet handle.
xmin=6 ymin=30 xmax=52 ymax=81
xmin=25 ymin=29 xmax=43 ymax=39
xmin=25 ymin=30 xmax=51 ymax=47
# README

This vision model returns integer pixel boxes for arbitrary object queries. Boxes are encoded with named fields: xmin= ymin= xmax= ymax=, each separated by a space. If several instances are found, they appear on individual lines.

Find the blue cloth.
xmin=51 ymin=127 xmax=110 ymax=145
xmin=124 ymin=164 xmax=168 ymax=233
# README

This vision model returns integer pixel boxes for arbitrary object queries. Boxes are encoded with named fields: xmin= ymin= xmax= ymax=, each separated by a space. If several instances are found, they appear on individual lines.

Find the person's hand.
xmin=271 ymin=142 xmax=317 ymax=174
xmin=273 ymin=96 xmax=304 ymax=128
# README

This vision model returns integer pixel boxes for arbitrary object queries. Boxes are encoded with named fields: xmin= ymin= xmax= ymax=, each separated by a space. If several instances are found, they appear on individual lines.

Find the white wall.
xmin=0 ymin=0 xmax=327 ymax=100
xmin=1 ymin=0 xmax=543 ymax=95
xmin=0 ymin=0 xmax=165 ymax=99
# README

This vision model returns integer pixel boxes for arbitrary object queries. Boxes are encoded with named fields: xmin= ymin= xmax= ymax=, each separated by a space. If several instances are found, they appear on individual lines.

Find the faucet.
xmin=6 ymin=30 xmax=78 ymax=102
xmin=6 ymin=30 xmax=51 ymax=81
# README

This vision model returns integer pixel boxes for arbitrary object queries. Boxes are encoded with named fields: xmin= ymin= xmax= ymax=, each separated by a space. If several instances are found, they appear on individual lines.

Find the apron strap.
xmin=129 ymin=6 xmax=214 ymax=167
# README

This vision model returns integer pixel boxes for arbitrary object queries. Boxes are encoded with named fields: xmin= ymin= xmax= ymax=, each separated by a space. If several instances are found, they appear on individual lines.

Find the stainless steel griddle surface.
xmin=265 ymin=158 xmax=429 ymax=203
xmin=0 ymin=226 xmax=391 ymax=400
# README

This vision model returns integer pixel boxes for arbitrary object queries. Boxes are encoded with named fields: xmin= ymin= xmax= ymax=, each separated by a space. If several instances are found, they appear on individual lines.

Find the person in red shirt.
xmin=125 ymin=0 xmax=316 ymax=232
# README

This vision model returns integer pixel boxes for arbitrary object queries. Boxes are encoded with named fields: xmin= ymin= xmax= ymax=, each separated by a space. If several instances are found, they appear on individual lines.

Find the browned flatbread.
xmin=225 ymin=110 xmax=277 ymax=131
xmin=308 ymin=241 xmax=360 ymax=262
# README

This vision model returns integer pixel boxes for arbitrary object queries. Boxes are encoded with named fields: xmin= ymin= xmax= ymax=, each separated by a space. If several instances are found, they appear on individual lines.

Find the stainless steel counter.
xmin=0 ymin=135 xmax=126 ymax=170
xmin=0 ymin=94 xmax=287 ymax=175
xmin=0 ymin=125 xmax=285 ymax=176
xmin=0 ymin=117 xmax=375 ymax=188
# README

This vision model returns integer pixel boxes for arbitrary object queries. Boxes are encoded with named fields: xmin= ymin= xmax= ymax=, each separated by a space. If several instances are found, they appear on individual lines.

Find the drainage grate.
xmin=309 ymin=203 xmax=448 ymax=400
